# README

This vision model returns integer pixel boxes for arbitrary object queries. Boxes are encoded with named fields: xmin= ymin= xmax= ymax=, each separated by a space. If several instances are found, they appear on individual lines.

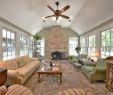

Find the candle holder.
xmin=50 ymin=62 xmax=53 ymax=67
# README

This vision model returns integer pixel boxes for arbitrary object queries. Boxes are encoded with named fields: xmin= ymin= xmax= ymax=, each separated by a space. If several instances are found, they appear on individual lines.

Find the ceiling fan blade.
xmin=47 ymin=5 xmax=55 ymax=12
xmin=61 ymin=5 xmax=70 ymax=13
xmin=44 ymin=15 xmax=55 ymax=18
xmin=60 ymin=15 xmax=70 ymax=19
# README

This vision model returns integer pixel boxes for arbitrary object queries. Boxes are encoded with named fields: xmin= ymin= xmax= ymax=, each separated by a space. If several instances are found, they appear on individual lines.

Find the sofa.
xmin=0 ymin=84 xmax=33 ymax=95
xmin=81 ymin=58 xmax=106 ymax=82
xmin=77 ymin=54 xmax=97 ymax=66
xmin=0 ymin=55 xmax=40 ymax=85
xmin=79 ymin=58 xmax=96 ymax=66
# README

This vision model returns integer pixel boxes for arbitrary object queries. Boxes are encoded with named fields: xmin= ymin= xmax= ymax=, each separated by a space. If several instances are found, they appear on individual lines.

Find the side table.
xmin=74 ymin=63 xmax=82 ymax=72
xmin=0 ymin=68 xmax=7 ymax=86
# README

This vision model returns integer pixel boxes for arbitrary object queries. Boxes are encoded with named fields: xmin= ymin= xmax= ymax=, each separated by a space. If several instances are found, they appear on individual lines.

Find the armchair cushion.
xmin=93 ymin=67 xmax=106 ymax=73
xmin=3 ymin=60 xmax=19 ymax=70
xmin=0 ymin=86 xmax=7 ymax=95
xmin=57 ymin=88 xmax=85 ymax=95
xmin=77 ymin=54 xmax=87 ymax=59
xmin=79 ymin=59 xmax=96 ymax=66
xmin=96 ymin=58 xmax=105 ymax=67
xmin=5 ymin=84 xmax=33 ymax=95
xmin=69 ymin=56 xmax=79 ymax=63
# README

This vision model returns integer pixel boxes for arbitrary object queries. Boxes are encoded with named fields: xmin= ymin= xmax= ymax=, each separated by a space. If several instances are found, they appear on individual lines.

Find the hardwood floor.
xmin=24 ymin=60 xmax=113 ymax=95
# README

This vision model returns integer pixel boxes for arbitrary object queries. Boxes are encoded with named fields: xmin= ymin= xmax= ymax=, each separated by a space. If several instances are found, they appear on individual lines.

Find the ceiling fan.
xmin=44 ymin=2 xmax=70 ymax=21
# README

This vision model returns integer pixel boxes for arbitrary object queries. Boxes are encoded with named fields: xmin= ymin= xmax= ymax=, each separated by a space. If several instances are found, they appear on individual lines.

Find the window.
xmin=80 ymin=38 xmax=86 ymax=53
xmin=20 ymin=35 xmax=28 ymax=55
xmin=36 ymin=38 xmax=45 ymax=56
xmin=101 ymin=28 xmax=113 ymax=58
xmin=2 ymin=29 xmax=16 ymax=60
xmin=69 ymin=37 xmax=78 ymax=56
xmin=28 ymin=37 xmax=33 ymax=57
xmin=88 ymin=35 xmax=96 ymax=56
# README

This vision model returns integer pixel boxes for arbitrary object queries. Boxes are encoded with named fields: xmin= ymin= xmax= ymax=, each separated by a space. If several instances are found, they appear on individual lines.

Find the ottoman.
xmin=0 ymin=84 xmax=33 ymax=95
xmin=57 ymin=88 xmax=85 ymax=95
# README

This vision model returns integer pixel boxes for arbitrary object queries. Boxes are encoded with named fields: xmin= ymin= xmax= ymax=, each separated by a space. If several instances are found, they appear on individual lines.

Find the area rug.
xmin=24 ymin=60 xmax=111 ymax=95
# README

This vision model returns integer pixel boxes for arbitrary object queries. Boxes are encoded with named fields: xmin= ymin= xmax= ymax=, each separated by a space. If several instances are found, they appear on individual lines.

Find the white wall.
xmin=80 ymin=18 xmax=113 ymax=57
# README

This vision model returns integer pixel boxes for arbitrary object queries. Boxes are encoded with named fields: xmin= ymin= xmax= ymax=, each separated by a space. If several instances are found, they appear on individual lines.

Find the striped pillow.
xmin=5 ymin=84 xmax=33 ymax=95
xmin=0 ymin=86 xmax=7 ymax=95
xmin=57 ymin=88 xmax=85 ymax=95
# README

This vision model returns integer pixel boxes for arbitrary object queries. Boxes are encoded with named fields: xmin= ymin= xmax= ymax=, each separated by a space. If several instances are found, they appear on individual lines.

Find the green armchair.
xmin=68 ymin=55 xmax=79 ymax=64
xmin=69 ymin=54 xmax=88 ymax=64
xmin=81 ymin=58 xmax=106 ymax=82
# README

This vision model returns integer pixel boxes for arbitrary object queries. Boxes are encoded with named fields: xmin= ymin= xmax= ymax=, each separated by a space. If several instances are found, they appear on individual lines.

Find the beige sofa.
xmin=0 ymin=55 xmax=40 ymax=85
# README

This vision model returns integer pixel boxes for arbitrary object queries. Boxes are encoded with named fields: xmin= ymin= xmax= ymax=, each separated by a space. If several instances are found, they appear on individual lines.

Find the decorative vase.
xmin=50 ymin=62 xmax=53 ymax=67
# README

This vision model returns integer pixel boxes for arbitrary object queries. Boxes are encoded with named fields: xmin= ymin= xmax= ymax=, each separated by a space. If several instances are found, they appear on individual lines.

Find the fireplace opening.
xmin=51 ymin=51 xmax=65 ymax=60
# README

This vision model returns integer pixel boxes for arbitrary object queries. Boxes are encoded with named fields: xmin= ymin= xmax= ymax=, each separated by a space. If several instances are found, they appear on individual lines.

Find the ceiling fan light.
xmin=52 ymin=17 xmax=56 ymax=21
xmin=59 ymin=16 xmax=62 ymax=20
xmin=56 ymin=20 xmax=59 ymax=23
xmin=70 ymin=16 xmax=72 ymax=19
xmin=42 ymin=17 xmax=45 ymax=19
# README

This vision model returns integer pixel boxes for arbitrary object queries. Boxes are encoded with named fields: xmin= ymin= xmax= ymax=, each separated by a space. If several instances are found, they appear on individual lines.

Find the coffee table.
xmin=37 ymin=63 xmax=62 ymax=83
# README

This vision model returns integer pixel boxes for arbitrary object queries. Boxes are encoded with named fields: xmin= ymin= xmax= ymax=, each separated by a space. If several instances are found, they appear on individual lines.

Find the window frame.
xmin=2 ymin=28 xmax=16 ymax=60
xmin=101 ymin=27 xmax=113 ymax=58
xmin=69 ymin=37 xmax=78 ymax=56
xmin=80 ymin=37 xmax=86 ymax=54
xmin=20 ymin=34 xmax=28 ymax=55
xmin=88 ymin=34 xmax=96 ymax=56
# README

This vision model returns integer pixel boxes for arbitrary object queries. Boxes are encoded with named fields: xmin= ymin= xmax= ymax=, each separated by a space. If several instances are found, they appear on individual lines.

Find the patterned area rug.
xmin=24 ymin=60 xmax=112 ymax=95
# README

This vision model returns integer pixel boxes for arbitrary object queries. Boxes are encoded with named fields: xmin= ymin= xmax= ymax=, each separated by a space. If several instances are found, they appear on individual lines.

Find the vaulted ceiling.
xmin=0 ymin=0 xmax=113 ymax=35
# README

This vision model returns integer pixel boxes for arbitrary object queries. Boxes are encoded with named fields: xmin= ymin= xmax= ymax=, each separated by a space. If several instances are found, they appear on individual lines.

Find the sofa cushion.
xmin=14 ymin=57 xmax=22 ymax=64
xmin=96 ymin=58 xmax=105 ymax=67
xmin=4 ymin=60 xmax=19 ymax=70
xmin=18 ymin=59 xmax=26 ymax=68
xmin=5 ymin=84 xmax=33 ymax=95
xmin=18 ymin=61 xmax=39 ymax=78
xmin=7 ymin=70 xmax=22 ymax=77
xmin=0 ymin=61 xmax=5 ymax=68
xmin=22 ymin=55 xmax=31 ymax=63
xmin=0 ymin=86 xmax=7 ymax=95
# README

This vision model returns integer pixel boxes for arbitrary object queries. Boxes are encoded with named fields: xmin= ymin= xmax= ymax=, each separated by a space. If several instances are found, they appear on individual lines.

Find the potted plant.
xmin=33 ymin=33 xmax=41 ymax=41
xmin=33 ymin=34 xmax=41 ymax=57
xmin=75 ymin=46 xmax=81 ymax=54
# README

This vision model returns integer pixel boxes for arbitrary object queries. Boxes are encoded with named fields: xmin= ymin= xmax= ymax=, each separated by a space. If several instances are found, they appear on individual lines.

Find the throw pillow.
xmin=0 ymin=61 xmax=5 ymax=68
xmin=0 ymin=86 xmax=7 ymax=95
xmin=18 ymin=59 xmax=26 ymax=68
xmin=22 ymin=55 xmax=31 ymax=63
xmin=4 ymin=60 xmax=19 ymax=70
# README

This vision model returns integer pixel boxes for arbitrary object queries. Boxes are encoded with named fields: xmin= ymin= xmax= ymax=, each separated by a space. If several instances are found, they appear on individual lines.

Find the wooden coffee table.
xmin=37 ymin=63 xmax=62 ymax=83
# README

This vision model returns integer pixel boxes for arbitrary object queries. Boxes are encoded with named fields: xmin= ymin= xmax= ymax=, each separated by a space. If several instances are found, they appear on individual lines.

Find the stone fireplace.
xmin=45 ymin=26 xmax=67 ymax=59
